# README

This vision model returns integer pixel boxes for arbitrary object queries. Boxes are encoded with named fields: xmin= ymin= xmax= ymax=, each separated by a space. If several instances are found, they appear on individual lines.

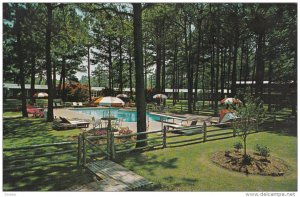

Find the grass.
xmin=3 ymin=117 xmax=93 ymax=191
xmin=116 ymin=131 xmax=297 ymax=191
xmin=2 ymin=105 xmax=297 ymax=191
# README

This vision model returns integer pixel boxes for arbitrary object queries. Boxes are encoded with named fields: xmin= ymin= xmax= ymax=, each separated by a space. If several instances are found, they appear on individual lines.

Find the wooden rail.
xmin=3 ymin=140 xmax=78 ymax=172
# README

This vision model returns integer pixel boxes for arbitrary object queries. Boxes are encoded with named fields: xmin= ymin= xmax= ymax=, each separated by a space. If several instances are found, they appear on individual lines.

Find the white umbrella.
xmin=98 ymin=96 xmax=125 ymax=107
xmin=116 ymin=94 xmax=128 ymax=98
xmin=153 ymin=94 xmax=168 ymax=99
xmin=34 ymin=92 xmax=48 ymax=98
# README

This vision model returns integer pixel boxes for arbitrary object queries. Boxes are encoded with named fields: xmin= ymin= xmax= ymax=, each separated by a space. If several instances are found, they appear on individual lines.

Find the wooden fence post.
xmin=233 ymin=128 xmax=236 ymax=137
xmin=203 ymin=122 xmax=207 ymax=142
xmin=163 ymin=126 xmax=167 ymax=148
xmin=180 ymin=101 xmax=183 ymax=112
xmin=77 ymin=134 xmax=82 ymax=167
xmin=82 ymin=132 xmax=86 ymax=166
xmin=111 ymin=131 xmax=116 ymax=160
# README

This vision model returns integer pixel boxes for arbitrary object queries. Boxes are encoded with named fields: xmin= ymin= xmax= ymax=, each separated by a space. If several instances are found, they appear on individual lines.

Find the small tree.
xmin=233 ymin=94 xmax=265 ymax=162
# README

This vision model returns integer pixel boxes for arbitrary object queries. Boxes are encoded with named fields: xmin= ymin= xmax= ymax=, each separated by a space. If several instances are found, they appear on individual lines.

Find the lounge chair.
xmin=59 ymin=117 xmax=90 ymax=128
xmin=72 ymin=102 xmax=78 ymax=107
xmin=165 ymin=120 xmax=198 ymax=130
xmin=27 ymin=106 xmax=44 ymax=118
xmin=78 ymin=102 xmax=83 ymax=107
xmin=55 ymin=102 xmax=63 ymax=108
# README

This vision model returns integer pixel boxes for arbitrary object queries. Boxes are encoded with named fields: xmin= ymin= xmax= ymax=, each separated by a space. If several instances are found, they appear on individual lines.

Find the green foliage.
xmin=99 ymin=87 xmax=116 ymax=97
xmin=255 ymin=144 xmax=270 ymax=158
xmin=233 ymin=142 xmax=243 ymax=152
xmin=145 ymin=88 xmax=158 ymax=102
xmin=233 ymin=92 xmax=266 ymax=157
xmin=242 ymin=154 xmax=253 ymax=165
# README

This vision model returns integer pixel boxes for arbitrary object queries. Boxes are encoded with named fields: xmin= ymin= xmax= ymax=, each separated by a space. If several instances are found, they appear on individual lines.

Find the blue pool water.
xmin=71 ymin=108 xmax=168 ymax=122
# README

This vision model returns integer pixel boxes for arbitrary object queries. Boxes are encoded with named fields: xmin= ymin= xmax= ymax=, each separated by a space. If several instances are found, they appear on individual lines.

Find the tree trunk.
xmin=185 ymin=16 xmax=193 ymax=114
xmin=46 ymin=4 xmax=54 ymax=122
xmin=193 ymin=20 xmax=202 ymax=111
xmin=239 ymin=40 xmax=244 ymax=84
xmin=62 ymin=56 xmax=66 ymax=102
xmin=128 ymin=45 xmax=133 ymax=100
xmin=144 ymin=41 xmax=147 ymax=90
xmin=30 ymin=53 xmax=36 ymax=104
xmin=108 ymin=36 xmax=113 ymax=90
xmin=255 ymin=33 xmax=265 ymax=97
xmin=161 ymin=20 xmax=166 ymax=93
xmin=231 ymin=33 xmax=238 ymax=97
xmin=214 ymin=21 xmax=220 ymax=116
xmin=172 ymin=40 xmax=177 ymax=106
xmin=133 ymin=3 xmax=147 ymax=147
xmin=220 ymin=47 xmax=225 ymax=100
xmin=155 ymin=20 xmax=161 ymax=93
xmin=210 ymin=42 xmax=215 ymax=110
xmin=267 ymin=59 xmax=273 ymax=112
xmin=16 ymin=8 xmax=28 ymax=117
xmin=53 ymin=61 xmax=56 ymax=98
xmin=244 ymin=41 xmax=249 ymax=91
xmin=58 ymin=68 xmax=62 ymax=97
xmin=119 ymin=37 xmax=123 ymax=92
xmin=87 ymin=46 xmax=92 ymax=101
xmin=243 ymin=136 xmax=247 ymax=157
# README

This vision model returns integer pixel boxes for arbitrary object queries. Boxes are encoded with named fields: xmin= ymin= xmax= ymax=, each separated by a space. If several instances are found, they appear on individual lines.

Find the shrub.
xmin=233 ymin=142 xmax=243 ymax=152
xmin=63 ymin=82 xmax=89 ymax=102
xmin=256 ymin=144 xmax=270 ymax=158
xmin=100 ymin=87 xmax=115 ymax=97
xmin=119 ymin=128 xmax=133 ymax=135
xmin=94 ymin=129 xmax=107 ymax=136
xmin=242 ymin=154 xmax=253 ymax=165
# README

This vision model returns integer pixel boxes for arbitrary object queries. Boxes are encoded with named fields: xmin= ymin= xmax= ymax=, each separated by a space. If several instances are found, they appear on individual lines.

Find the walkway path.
xmin=66 ymin=160 xmax=152 ymax=191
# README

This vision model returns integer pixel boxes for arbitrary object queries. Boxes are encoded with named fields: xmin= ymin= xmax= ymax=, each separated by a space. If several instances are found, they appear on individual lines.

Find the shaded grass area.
xmin=3 ymin=117 xmax=91 ymax=191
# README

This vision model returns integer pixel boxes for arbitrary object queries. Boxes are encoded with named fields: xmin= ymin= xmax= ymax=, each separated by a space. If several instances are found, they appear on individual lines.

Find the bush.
xmin=242 ymin=154 xmax=253 ymax=165
xmin=233 ymin=142 xmax=243 ymax=152
xmin=255 ymin=144 xmax=270 ymax=158
xmin=118 ymin=127 xmax=133 ymax=135
xmin=100 ymin=87 xmax=115 ymax=97
xmin=63 ymin=82 xmax=89 ymax=102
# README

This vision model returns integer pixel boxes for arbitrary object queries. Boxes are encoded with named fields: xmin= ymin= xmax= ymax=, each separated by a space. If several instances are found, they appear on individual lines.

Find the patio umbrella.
xmin=116 ymin=94 xmax=128 ymax=98
xmin=220 ymin=98 xmax=242 ymax=105
xmin=98 ymin=96 xmax=125 ymax=107
xmin=34 ymin=92 xmax=48 ymax=98
xmin=153 ymin=94 xmax=168 ymax=99
xmin=94 ymin=97 xmax=104 ymax=104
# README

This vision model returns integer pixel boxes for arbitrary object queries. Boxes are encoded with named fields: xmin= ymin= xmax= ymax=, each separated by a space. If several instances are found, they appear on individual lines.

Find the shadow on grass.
xmin=3 ymin=165 xmax=94 ymax=191
xmin=116 ymin=152 xmax=178 ymax=176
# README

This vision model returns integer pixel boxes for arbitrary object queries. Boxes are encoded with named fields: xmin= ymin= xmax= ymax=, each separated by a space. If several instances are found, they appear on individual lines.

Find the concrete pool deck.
xmin=53 ymin=107 xmax=211 ymax=132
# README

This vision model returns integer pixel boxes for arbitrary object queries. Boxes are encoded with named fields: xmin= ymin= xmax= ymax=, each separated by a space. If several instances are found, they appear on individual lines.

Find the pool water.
xmin=71 ymin=108 xmax=168 ymax=122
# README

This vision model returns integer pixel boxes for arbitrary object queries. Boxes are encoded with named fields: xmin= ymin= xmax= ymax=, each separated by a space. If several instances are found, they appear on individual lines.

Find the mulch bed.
xmin=211 ymin=150 xmax=288 ymax=176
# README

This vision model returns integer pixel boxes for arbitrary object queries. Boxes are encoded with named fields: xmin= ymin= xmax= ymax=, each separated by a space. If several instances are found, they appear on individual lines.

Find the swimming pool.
xmin=71 ymin=108 xmax=168 ymax=122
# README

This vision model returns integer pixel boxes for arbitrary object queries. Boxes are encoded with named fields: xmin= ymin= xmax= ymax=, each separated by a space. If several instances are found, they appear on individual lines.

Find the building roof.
xmin=4 ymin=83 xmax=48 ymax=90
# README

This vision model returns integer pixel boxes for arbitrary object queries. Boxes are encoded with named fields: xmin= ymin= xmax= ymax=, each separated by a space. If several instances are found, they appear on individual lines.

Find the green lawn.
xmin=115 ymin=130 xmax=297 ymax=191
xmin=3 ymin=117 xmax=94 ymax=191
xmin=2 ymin=107 xmax=297 ymax=191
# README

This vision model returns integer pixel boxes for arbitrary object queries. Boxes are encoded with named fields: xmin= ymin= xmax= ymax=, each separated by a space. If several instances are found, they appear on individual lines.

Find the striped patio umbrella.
xmin=98 ymin=96 xmax=125 ymax=107
xmin=94 ymin=97 xmax=104 ymax=104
